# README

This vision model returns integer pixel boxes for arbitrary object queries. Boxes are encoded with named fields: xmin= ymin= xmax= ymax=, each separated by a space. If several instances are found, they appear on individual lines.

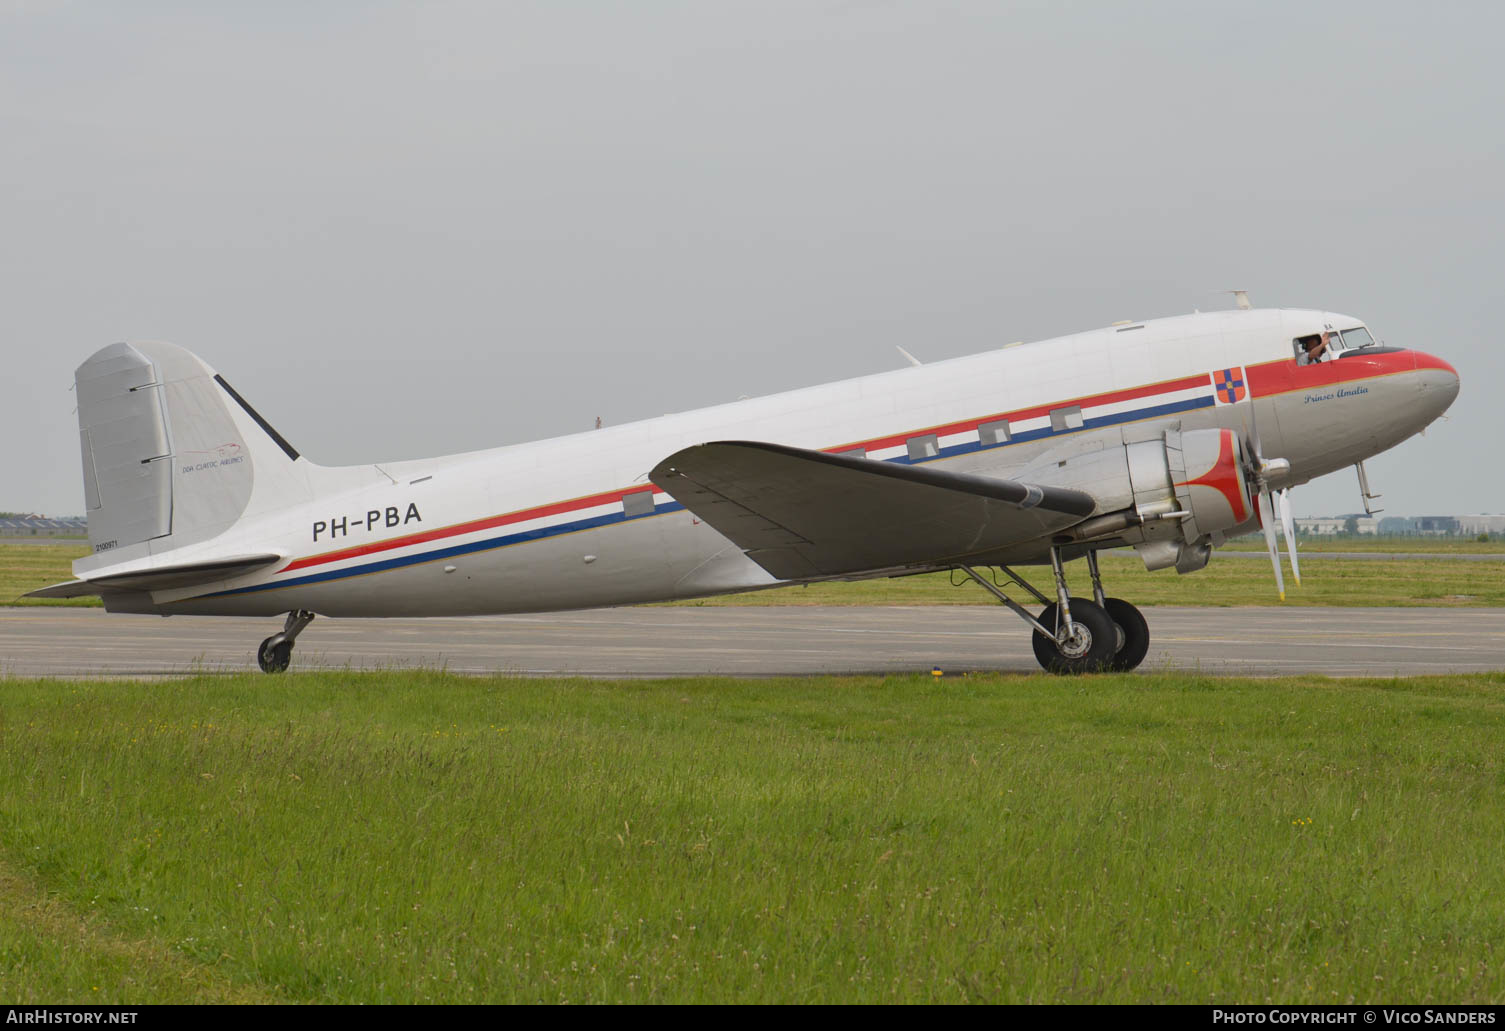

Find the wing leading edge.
xmin=649 ymin=441 xmax=1096 ymax=580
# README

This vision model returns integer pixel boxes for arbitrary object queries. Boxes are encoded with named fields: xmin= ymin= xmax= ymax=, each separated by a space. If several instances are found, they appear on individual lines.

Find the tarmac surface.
xmin=3 ymin=605 xmax=1502 ymax=678
xmin=1212 ymin=550 xmax=1505 ymax=561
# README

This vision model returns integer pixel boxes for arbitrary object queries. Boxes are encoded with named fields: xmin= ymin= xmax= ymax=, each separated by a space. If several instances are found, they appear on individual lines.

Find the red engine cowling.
xmin=1020 ymin=426 xmax=1258 ymax=572
xmin=1169 ymin=427 xmax=1256 ymax=538
xmin=1125 ymin=427 xmax=1256 ymax=571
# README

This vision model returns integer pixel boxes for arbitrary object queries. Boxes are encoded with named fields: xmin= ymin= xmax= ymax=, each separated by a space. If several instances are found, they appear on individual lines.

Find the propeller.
xmin=1276 ymin=488 xmax=1301 ymax=587
xmin=1240 ymin=387 xmax=1293 ymax=600
xmin=1256 ymin=488 xmax=1285 ymax=601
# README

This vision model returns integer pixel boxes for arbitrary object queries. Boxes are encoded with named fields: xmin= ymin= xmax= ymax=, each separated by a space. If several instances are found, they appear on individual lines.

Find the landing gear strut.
xmin=958 ymin=549 xmax=1149 ymax=674
xmin=257 ymin=610 xmax=315 ymax=673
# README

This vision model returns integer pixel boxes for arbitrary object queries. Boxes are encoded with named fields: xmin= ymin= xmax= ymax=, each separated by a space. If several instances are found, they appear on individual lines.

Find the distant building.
xmin=1250 ymin=514 xmax=1497 ymax=538
xmin=0 ymin=515 xmax=88 ymax=538
xmin=1457 ymin=514 xmax=1505 ymax=536
xmin=1413 ymin=516 xmax=1461 ymax=535
xmin=1295 ymin=516 xmax=1378 ymax=536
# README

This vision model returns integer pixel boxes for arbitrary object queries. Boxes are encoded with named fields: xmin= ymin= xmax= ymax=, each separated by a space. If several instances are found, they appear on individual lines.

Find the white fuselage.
xmin=87 ymin=308 xmax=1458 ymax=618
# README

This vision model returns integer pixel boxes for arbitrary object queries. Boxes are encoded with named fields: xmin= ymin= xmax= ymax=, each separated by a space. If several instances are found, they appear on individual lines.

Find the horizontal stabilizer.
xmin=24 ymin=579 xmax=107 ymax=599
xmin=650 ymin=441 xmax=1095 ymax=579
xmin=24 ymin=553 xmax=282 ymax=598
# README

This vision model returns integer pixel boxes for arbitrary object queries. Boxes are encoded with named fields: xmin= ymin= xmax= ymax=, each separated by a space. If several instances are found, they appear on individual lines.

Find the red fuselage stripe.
xmin=280 ymin=488 xmax=663 ymax=572
xmin=283 ymin=349 xmax=1433 ymax=576
xmin=848 ymin=372 xmax=1213 ymax=453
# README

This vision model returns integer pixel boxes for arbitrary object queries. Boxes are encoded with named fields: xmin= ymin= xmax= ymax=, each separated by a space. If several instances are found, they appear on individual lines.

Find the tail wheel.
xmin=1030 ymin=600 xmax=1117 ymax=674
xmin=1102 ymin=598 xmax=1150 ymax=673
xmin=258 ymin=636 xmax=293 ymax=674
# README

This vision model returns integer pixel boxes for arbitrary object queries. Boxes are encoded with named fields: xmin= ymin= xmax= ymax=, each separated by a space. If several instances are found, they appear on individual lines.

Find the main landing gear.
xmin=257 ymin=610 xmax=315 ymax=673
xmin=957 ymin=548 xmax=1149 ymax=674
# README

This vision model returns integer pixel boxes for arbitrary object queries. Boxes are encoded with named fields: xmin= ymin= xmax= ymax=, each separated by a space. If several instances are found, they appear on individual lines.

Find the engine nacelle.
xmin=1130 ymin=427 xmax=1255 ymax=543
xmin=1022 ymin=427 xmax=1255 ymax=570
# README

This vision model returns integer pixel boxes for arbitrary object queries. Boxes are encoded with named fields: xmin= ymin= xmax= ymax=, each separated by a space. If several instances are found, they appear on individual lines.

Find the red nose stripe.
xmin=1410 ymin=351 xmax=1457 ymax=377
xmin=1244 ymin=349 xmax=1425 ymax=397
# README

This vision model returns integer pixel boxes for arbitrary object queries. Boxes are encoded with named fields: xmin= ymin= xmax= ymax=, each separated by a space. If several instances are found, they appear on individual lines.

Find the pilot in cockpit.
xmin=1298 ymin=332 xmax=1332 ymax=365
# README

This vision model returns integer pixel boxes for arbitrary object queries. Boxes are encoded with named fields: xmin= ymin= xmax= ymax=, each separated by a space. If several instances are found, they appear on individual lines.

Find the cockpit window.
xmin=1294 ymin=326 xmax=1377 ymax=365
xmin=1338 ymin=326 xmax=1375 ymax=350
xmin=1294 ymin=334 xmax=1330 ymax=365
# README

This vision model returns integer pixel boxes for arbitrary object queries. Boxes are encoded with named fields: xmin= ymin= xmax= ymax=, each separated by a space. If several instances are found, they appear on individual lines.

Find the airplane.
xmin=29 ymin=304 xmax=1459 ymax=674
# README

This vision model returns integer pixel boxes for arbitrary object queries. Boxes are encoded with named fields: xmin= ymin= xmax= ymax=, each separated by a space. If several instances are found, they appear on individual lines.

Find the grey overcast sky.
xmin=3 ymin=1 xmax=1501 ymax=519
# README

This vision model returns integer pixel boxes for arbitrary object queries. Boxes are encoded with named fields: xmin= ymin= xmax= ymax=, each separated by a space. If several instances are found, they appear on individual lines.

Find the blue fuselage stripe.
xmin=206 ymin=393 xmax=1213 ymax=597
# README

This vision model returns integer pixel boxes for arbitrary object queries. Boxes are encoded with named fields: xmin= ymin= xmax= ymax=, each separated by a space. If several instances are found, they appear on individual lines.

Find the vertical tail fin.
xmin=75 ymin=340 xmax=308 ymax=562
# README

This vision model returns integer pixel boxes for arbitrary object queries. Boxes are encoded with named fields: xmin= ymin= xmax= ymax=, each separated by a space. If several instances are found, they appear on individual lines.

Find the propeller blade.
xmin=1277 ymin=488 xmax=1301 ymax=586
xmin=1257 ymin=490 xmax=1285 ymax=601
xmin=1243 ymin=374 xmax=1265 ymax=466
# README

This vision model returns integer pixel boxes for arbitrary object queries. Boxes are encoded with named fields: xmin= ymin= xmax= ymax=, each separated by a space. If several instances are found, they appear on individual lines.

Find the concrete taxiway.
xmin=2 ymin=606 xmax=1502 ymax=678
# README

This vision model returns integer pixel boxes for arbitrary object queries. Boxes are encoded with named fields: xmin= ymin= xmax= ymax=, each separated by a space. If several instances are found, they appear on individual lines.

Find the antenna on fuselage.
xmin=896 ymin=346 xmax=923 ymax=367
xmin=1228 ymin=290 xmax=1252 ymax=310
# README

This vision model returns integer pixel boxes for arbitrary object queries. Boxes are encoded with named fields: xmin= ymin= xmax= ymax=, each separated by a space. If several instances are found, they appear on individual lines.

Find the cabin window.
xmin=906 ymin=434 xmax=940 ymax=461
xmin=1049 ymin=406 xmax=1083 ymax=432
xmin=978 ymin=419 xmax=1011 ymax=446
xmin=622 ymin=491 xmax=655 ymax=518
xmin=839 ymin=447 xmax=867 ymax=459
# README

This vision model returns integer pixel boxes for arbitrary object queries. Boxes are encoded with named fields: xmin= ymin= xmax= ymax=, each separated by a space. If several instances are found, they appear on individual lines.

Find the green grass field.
xmin=2 ymin=671 xmax=1503 ymax=1003
xmin=4 ymin=540 xmax=1504 ymax=609
xmin=1 ymin=543 xmax=95 ymax=608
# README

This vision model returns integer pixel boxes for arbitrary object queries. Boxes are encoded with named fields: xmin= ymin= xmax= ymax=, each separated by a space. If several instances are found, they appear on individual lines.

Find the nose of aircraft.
xmin=1412 ymin=350 xmax=1460 ymax=421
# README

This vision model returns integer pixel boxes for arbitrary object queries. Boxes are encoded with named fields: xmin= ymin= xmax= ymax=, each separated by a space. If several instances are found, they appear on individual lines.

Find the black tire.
xmin=1102 ymin=597 xmax=1150 ymax=673
xmin=257 ymin=636 xmax=293 ymax=674
xmin=1030 ymin=600 xmax=1118 ymax=674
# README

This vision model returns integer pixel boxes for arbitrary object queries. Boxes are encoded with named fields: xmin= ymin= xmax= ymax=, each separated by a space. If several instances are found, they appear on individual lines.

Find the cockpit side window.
xmin=1295 ymin=325 xmax=1378 ymax=365
xmin=1294 ymin=333 xmax=1329 ymax=365
xmin=1338 ymin=326 xmax=1375 ymax=350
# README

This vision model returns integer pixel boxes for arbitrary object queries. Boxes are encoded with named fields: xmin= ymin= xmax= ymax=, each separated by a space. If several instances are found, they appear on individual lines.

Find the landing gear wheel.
xmin=257 ymin=636 xmax=293 ymax=674
xmin=255 ymin=611 xmax=314 ymax=674
xmin=1102 ymin=598 xmax=1150 ymax=673
xmin=1030 ymin=600 xmax=1118 ymax=674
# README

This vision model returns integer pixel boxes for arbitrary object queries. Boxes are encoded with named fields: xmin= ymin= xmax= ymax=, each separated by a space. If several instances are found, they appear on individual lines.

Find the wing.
xmin=650 ymin=441 xmax=1096 ymax=580
xmin=24 ymin=553 xmax=283 ymax=599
